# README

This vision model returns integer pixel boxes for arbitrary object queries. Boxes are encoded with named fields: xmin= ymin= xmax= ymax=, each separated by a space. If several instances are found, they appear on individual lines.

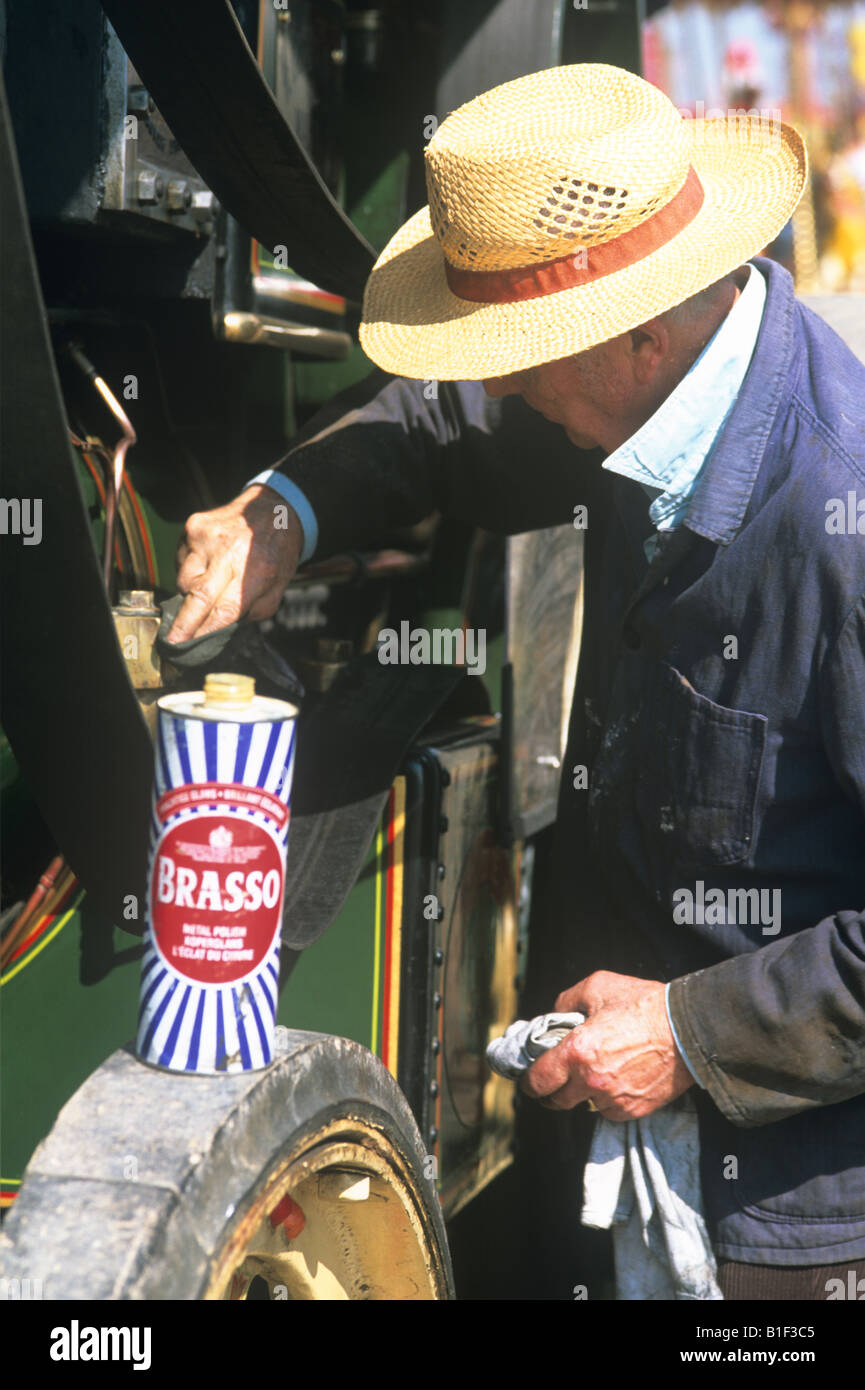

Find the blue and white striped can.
xmin=137 ymin=674 xmax=298 ymax=1074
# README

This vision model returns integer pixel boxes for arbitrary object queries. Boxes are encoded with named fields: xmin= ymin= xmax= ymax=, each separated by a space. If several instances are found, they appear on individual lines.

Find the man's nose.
xmin=481 ymin=370 xmax=530 ymax=398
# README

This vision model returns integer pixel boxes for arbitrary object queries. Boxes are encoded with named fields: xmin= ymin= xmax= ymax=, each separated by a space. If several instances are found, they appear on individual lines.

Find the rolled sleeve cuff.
xmin=668 ymin=965 xmax=812 ymax=1127
xmin=245 ymin=470 xmax=318 ymax=563
xmin=666 ymin=981 xmax=706 ymax=1088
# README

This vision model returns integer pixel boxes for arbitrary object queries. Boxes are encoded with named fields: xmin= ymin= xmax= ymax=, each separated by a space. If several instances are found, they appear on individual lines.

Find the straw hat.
xmin=358 ymin=64 xmax=807 ymax=381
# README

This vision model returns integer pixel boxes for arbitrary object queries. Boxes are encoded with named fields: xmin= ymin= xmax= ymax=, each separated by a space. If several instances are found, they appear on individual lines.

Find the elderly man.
xmin=168 ymin=66 xmax=865 ymax=1299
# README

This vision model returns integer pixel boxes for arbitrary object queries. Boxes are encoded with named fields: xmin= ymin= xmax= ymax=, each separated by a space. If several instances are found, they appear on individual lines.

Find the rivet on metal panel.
xmin=167 ymin=179 xmax=192 ymax=213
xmin=136 ymin=170 xmax=164 ymax=204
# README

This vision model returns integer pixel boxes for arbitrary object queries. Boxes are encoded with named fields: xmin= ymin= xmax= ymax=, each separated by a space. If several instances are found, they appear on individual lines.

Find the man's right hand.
xmin=166 ymin=484 xmax=303 ymax=644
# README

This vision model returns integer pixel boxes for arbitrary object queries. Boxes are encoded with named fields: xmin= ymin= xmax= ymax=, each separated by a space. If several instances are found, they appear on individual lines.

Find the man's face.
xmin=480 ymin=276 xmax=741 ymax=453
xmin=481 ymin=336 xmax=637 ymax=452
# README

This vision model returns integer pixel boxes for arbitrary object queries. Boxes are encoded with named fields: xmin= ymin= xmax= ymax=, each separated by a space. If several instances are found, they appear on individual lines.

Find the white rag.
xmin=486 ymin=1013 xmax=722 ymax=1301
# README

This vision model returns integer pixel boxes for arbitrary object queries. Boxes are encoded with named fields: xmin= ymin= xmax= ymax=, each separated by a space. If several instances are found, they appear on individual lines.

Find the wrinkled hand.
xmin=167 ymin=485 xmax=303 ymax=643
xmin=519 ymin=971 xmax=694 ymax=1122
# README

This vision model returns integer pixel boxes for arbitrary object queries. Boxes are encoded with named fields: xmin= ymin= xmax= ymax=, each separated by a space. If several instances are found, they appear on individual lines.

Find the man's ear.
xmin=627 ymin=319 xmax=670 ymax=383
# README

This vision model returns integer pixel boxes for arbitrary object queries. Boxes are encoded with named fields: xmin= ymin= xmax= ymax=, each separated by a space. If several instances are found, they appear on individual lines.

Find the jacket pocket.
xmin=635 ymin=662 xmax=768 ymax=872
xmin=701 ymin=1099 xmax=865 ymax=1235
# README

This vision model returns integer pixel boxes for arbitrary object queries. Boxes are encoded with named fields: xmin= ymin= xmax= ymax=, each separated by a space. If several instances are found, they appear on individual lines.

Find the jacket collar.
xmin=680 ymin=255 xmax=797 ymax=547
xmin=601 ymin=263 xmax=767 ymax=531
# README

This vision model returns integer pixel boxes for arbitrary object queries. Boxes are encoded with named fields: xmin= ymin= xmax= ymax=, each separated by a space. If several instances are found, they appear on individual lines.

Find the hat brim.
xmin=359 ymin=118 xmax=807 ymax=380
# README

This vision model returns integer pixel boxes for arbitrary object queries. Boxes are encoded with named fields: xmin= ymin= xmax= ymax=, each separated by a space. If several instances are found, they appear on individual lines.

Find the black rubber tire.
xmin=0 ymin=1027 xmax=453 ymax=1300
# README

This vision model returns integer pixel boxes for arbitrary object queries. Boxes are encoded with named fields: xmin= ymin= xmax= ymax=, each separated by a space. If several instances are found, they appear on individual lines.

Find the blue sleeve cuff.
xmin=666 ymin=981 xmax=706 ymax=1089
xmin=244 ymin=471 xmax=319 ymax=564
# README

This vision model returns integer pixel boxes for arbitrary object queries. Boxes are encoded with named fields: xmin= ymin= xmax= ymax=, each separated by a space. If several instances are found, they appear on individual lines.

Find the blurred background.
xmin=645 ymin=0 xmax=865 ymax=291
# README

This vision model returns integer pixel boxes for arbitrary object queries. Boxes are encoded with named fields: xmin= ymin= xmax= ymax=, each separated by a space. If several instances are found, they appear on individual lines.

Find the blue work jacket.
xmin=273 ymin=255 xmax=865 ymax=1264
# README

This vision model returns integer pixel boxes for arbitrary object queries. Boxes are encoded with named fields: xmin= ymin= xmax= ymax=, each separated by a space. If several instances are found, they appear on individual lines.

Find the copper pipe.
xmin=66 ymin=345 xmax=137 ymax=597
xmin=0 ymin=856 xmax=66 ymax=969
xmin=94 ymin=379 xmax=136 ymax=595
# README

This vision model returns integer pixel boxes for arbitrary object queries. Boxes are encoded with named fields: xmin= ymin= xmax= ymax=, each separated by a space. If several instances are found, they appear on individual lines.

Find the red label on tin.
xmin=150 ymin=815 xmax=284 ymax=984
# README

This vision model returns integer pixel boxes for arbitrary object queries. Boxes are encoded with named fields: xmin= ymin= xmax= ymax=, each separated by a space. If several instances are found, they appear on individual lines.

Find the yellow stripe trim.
xmin=384 ymin=778 xmax=406 ymax=1078
xmin=0 ymin=891 xmax=84 ymax=986
xmin=371 ymin=818 xmax=384 ymax=1054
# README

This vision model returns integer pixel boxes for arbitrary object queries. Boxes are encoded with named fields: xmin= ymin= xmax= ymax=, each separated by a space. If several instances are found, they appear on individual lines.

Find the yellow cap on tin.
xmin=203 ymin=673 xmax=256 ymax=708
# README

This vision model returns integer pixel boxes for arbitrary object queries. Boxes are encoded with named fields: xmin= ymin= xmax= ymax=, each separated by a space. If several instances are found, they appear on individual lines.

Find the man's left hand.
xmin=519 ymin=971 xmax=694 ymax=1122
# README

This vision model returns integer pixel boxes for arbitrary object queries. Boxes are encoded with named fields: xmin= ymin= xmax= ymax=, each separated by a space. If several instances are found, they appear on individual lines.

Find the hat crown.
xmin=425 ymin=64 xmax=691 ymax=273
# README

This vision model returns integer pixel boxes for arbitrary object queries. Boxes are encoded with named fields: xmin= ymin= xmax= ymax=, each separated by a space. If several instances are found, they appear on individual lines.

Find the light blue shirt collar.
xmin=601 ymin=264 xmax=767 ymax=546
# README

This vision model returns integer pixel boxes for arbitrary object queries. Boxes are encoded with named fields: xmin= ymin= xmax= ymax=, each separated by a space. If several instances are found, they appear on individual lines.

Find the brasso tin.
xmin=137 ymin=673 xmax=298 ymax=1073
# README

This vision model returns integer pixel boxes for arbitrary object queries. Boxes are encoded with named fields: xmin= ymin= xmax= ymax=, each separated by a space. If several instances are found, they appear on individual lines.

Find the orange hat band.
xmin=444 ymin=165 xmax=705 ymax=304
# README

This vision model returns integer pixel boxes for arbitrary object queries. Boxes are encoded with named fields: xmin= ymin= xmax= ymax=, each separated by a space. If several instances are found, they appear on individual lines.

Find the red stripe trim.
xmin=9 ymin=918 xmax=51 ymax=964
xmin=124 ymin=472 xmax=157 ymax=585
xmin=7 ymin=877 xmax=79 ymax=964
xmin=444 ymin=166 xmax=704 ymax=304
